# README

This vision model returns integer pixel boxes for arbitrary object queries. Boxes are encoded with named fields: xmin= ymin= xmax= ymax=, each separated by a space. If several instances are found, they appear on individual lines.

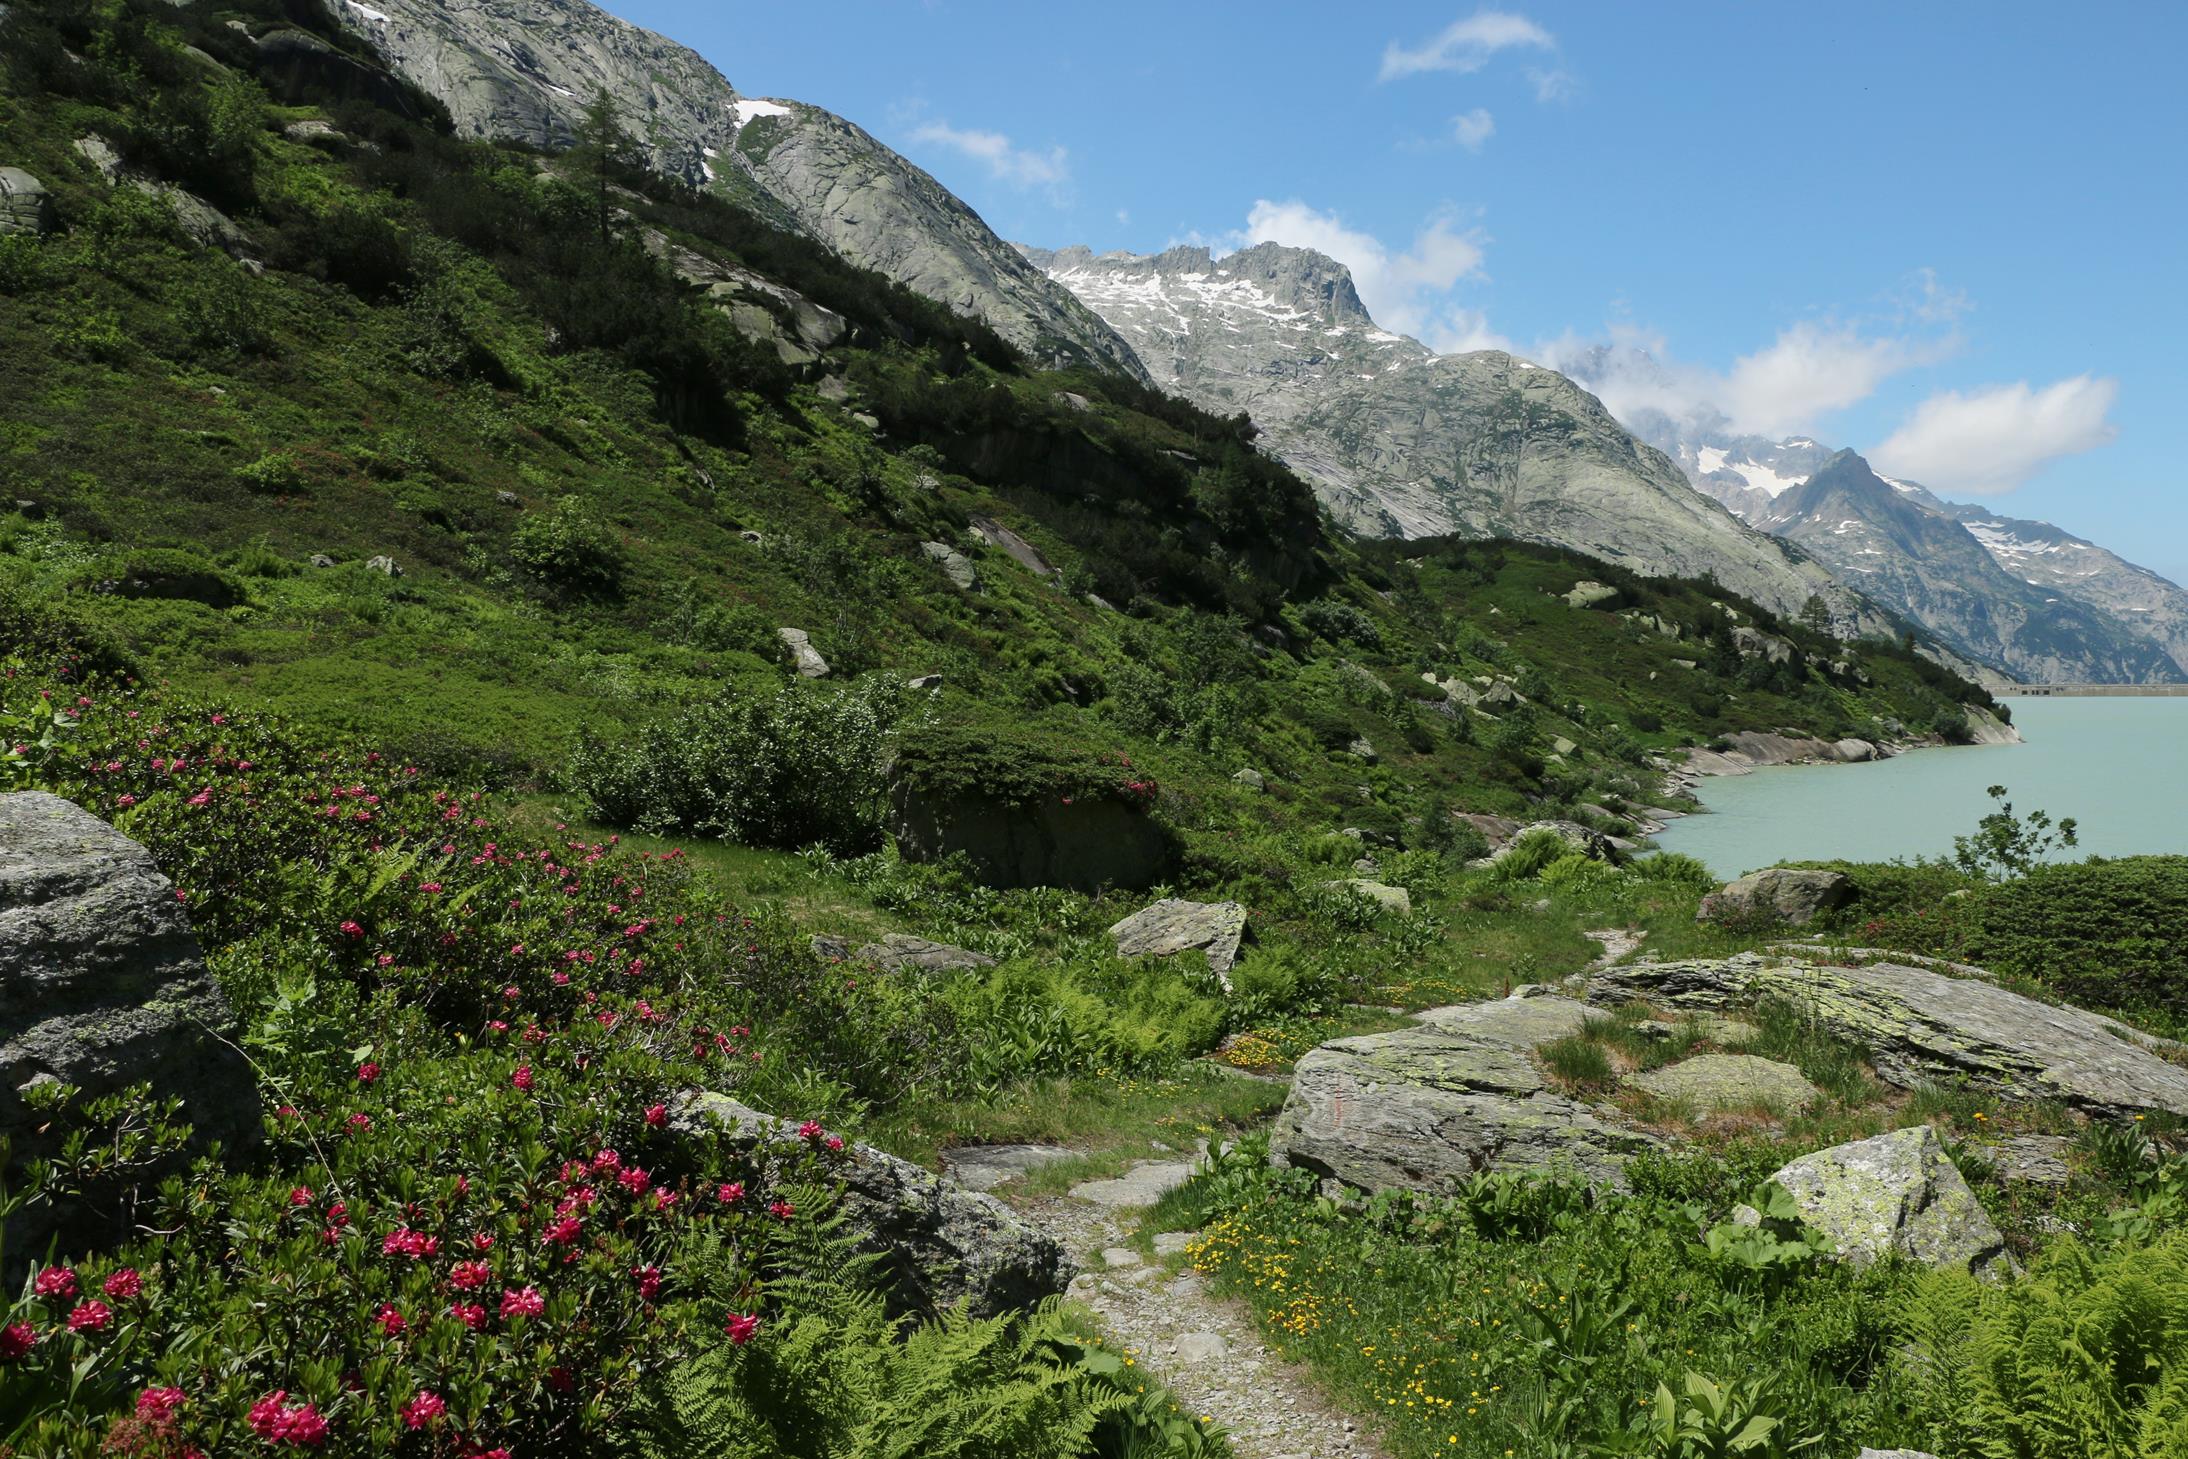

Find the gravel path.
xmin=1584 ymin=925 xmax=1647 ymax=970
xmin=1010 ymin=1162 xmax=1389 ymax=1459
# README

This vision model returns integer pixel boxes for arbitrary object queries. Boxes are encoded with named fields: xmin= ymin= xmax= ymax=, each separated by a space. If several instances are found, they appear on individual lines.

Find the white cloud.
xmin=1450 ymin=108 xmax=1496 ymax=151
xmin=1717 ymin=322 xmax=1945 ymax=438
xmin=906 ymin=120 xmax=1069 ymax=194
xmin=1872 ymin=376 xmax=2118 ymax=495
xmin=1526 ymin=66 xmax=1578 ymax=102
xmin=1379 ymin=11 xmax=1554 ymax=81
xmin=1233 ymin=199 xmax=1497 ymax=351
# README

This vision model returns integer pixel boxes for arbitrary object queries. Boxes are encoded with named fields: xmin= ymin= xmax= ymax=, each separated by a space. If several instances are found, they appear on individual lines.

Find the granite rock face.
xmin=329 ymin=0 xmax=1145 ymax=378
xmin=0 ymin=793 xmax=258 ymax=1265
xmin=1697 ymin=868 xmax=1854 ymax=927
xmin=0 ymin=167 xmax=55 ymax=235
xmin=1770 ymin=1125 xmax=2011 ymax=1277
xmin=1271 ymin=996 xmax=1659 ymax=1194
xmin=1591 ymin=954 xmax=2188 ymax=1120
xmin=672 ymin=1093 xmax=1069 ymax=1317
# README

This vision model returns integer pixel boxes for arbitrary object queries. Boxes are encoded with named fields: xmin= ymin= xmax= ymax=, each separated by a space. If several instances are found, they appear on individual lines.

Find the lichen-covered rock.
xmin=1696 ymin=868 xmax=1853 ymax=926
xmin=920 ymin=540 xmax=980 ymax=591
xmin=968 ymin=516 xmax=1056 ymax=578
xmin=1322 ymin=879 xmax=1411 ymax=917
xmin=0 ymin=793 xmax=258 ymax=1268
xmin=1272 ymin=996 xmax=1658 ymax=1194
xmin=1108 ymin=899 xmax=1248 ymax=982
xmin=1770 ymin=1125 xmax=2011 ymax=1277
xmin=1629 ymin=1054 xmax=1819 ymax=1114
xmin=671 ymin=1093 xmax=1069 ymax=1317
xmin=1590 ymin=953 xmax=2188 ymax=1121
xmin=851 ymin=933 xmax=994 ymax=974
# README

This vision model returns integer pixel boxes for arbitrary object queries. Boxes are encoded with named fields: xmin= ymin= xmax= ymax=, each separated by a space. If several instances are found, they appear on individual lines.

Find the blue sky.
xmin=606 ymin=1 xmax=2188 ymax=580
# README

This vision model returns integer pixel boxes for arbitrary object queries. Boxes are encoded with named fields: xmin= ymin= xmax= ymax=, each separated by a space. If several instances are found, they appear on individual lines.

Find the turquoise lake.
xmin=1653 ymin=697 xmax=2188 ymax=879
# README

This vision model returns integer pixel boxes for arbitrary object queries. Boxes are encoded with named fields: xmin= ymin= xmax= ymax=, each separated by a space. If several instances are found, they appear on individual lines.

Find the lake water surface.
xmin=1654 ymin=697 xmax=2188 ymax=878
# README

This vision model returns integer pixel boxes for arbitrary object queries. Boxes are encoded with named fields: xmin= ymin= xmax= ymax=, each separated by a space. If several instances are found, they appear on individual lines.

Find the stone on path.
xmin=1770 ymin=1125 xmax=2011 ymax=1278
xmin=1697 ymin=868 xmax=1853 ymax=926
xmin=1152 ymin=1231 xmax=1195 ymax=1256
xmin=1069 ymin=1159 xmax=1197 ymax=1209
xmin=1101 ymin=1247 xmax=1141 ymax=1268
xmin=940 ymin=1144 xmax=1076 ymax=1192
xmin=1591 ymin=953 xmax=2188 ymax=1121
xmin=1173 ymin=1331 xmax=1230 ymax=1363
xmin=1630 ymin=1053 xmax=1820 ymax=1114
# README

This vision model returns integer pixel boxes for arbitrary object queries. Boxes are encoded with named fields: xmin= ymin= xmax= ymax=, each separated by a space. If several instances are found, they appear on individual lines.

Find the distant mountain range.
xmin=330 ymin=0 xmax=2182 ymax=684
xmin=1564 ymin=359 xmax=2188 ymax=683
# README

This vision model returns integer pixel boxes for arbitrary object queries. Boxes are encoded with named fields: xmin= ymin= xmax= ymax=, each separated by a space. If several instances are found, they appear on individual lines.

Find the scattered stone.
xmin=1629 ymin=1054 xmax=1820 ymax=1114
xmin=672 ymin=1093 xmax=1069 ymax=1317
xmin=1990 ymin=1134 xmax=2073 ymax=1187
xmin=1345 ymin=736 xmax=1378 ymax=763
xmin=0 ymin=167 xmax=54 ymax=235
xmin=308 ymin=553 xmax=336 ymax=569
xmin=1563 ymin=580 xmax=1618 ymax=609
xmin=1551 ymin=735 xmax=1578 ymax=756
xmin=855 ymin=933 xmax=994 ymax=974
xmin=777 ymin=626 xmax=830 ymax=677
xmin=494 ymin=490 xmax=520 ymax=505
xmin=1108 ymin=899 xmax=1248 ymax=983
xmin=1833 ymin=738 xmax=1879 ymax=763
xmin=739 ymin=529 xmax=764 ymax=544
xmin=1457 ymin=812 xmax=1524 ymax=849
xmin=941 ymin=1144 xmax=1077 ymax=1192
xmin=905 ymin=673 xmax=943 ymax=691
xmin=1100 ymin=1247 xmax=1141 ymax=1268
xmin=1770 ymin=1125 xmax=2012 ymax=1278
xmin=282 ymin=117 xmax=350 ymax=146
xmin=73 ymin=135 xmax=123 ymax=183
xmin=1069 ymin=1159 xmax=1197 ymax=1209
xmin=1173 ymin=1331 xmax=1230 ymax=1363
xmin=1697 ymin=868 xmax=1854 ymax=927
xmin=0 ymin=794 xmax=259 ymax=1272
xmin=364 ymin=554 xmax=401 ymax=576
xmin=1151 ymin=1231 xmax=1195 ymax=1257
xmin=968 ymin=515 xmax=1056 ymax=578
xmin=1322 ymin=879 xmax=1410 ymax=917
xmin=1591 ymin=953 xmax=2188 ymax=1121
xmin=1051 ymin=390 xmax=1095 ymax=412
xmin=1273 ymin=996 xmax=1658 ymax=1194
xmin=849 ymin=411 xmax=880 ymax=430
xmin=920 ymin=540 xmax=980 ymax=591
xmin=814 ymin=375 xmax=851 ymax=401
xmin=1231 ymin=768 xmax=1265 ymax=791
xmin=1486 ymin=820 xmax=1616 ymax=865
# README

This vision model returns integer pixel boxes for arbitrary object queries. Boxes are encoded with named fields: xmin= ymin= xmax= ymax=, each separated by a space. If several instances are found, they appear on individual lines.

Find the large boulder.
xmin=0 ymin=793 xmax=258 ymax=1267
xmin=1696 ymin=867 xmax=1853 ymax=926
xmin=1272 ymin=996 xmax=1660 ymax=1194
xmin=1107 ymin=899 xmax=1248 ymax=982
xmin=671 ymin=1093 xmax=1069 ymax=1317
xmin=1770 ymin=1125 xmax=2011 ymax=1278
xmin=0 ymin=167 xmax=55 ymax=235
xmin=776 ymin=626 xmax=830 ymax=678
xmin=1590 ymin=954 xmax=2188 ymax=1121
xmin=889 ymin=782 xmax=1171 ymax=894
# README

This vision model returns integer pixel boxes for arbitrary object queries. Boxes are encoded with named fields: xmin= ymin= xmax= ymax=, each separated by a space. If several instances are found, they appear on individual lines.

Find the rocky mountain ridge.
xmin=327 ymin=0 xmax=1147 ymax=377
xmin=1030 ymin=243 xmax=1881 ymax=630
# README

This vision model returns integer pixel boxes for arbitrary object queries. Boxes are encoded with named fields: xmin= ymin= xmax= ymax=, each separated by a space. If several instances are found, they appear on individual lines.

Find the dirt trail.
xmin=1010 ymin=1160 xmax=1389 ymax=1459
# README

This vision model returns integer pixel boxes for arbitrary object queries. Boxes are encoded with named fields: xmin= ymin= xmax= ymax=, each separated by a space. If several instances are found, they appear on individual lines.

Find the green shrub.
xmin=1962 ymin=856 xmax=2188 ymax=1013
xmin=1488 ymin=828 xmax=1569 ymax=881
xmin=570 ymin=677 xmax=907 ymax=853
xmin=511 ymin=494 xmax=625 ymax=597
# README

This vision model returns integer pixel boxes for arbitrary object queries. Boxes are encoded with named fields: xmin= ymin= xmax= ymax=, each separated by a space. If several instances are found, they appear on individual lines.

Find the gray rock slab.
xmin=939 ymin=1143 xmax=1076 ymax=1191
xmin=1698 ymin=868 xmax=1853 ymax=927
xmin=1108 ymin=899 xmax=1248 ymax=979
xmin=1630 ymin=1053 xmax=1820 ymax=1113
xmin=1592 ymin=954 xmax=2188 ymax=1121
xmin=1069 ymin=1159 xmax=1197 ymax=1209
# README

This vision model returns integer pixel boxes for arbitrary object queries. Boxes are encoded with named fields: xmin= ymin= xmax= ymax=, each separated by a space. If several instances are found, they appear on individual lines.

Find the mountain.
xmin=1752 ymin=453 xmax=2184 ymax=683
xmin=328 ymin=0 xmax=1147 ymax=378
xmin=1588 ymin=375 xmax=2188 ymax=683
xmin=1028 ymin=243 xmax=1879 ymax=629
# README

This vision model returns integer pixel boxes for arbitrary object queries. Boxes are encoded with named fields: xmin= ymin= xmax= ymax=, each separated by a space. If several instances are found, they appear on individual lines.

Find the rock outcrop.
xmin=889 ymin=783 xmax=1170 ymax=894
xmin=0 ymin=167 xmax=55 ymax=235
xmin=1591 ymin=954 xmax=2188 ymax=1120
xmin=1696 ymin=868 xmax=1853 ymax=927
xmin=1271 ymin=996 xmax=1660 ymax=1193
xmin=812 ymin=932 xmax=994 ymax=974
xmin=671 ymin=1093 xmax=1068 ymax=1317
xmin=0 ymin=793 xmax=258 ymax=1267
xmin=1107 ymin=899 xmax=1248 ymax=982
xmin=1769 ymin=1125 xmax=2011 ymax=1277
